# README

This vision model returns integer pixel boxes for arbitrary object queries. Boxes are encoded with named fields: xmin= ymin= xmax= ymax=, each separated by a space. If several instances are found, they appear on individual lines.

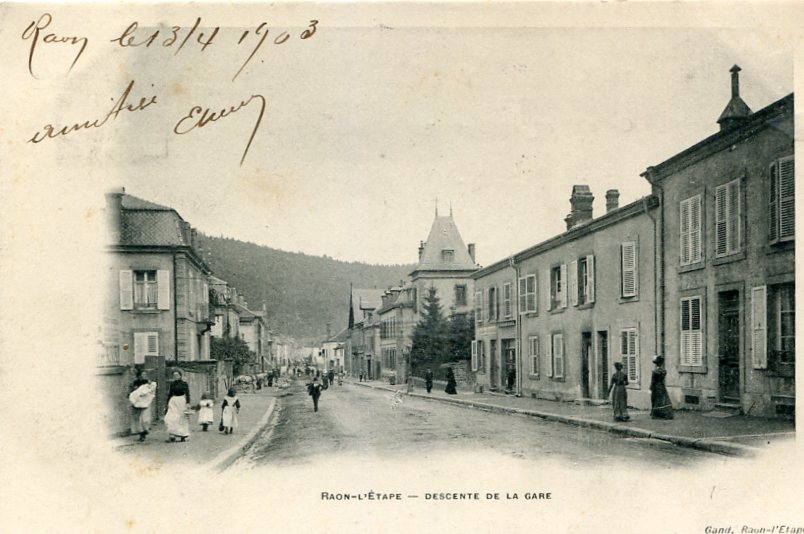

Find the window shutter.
xmin=518 ymin=277 xmax=527 ymax=314
xmin=471 ymin=340 xmax=478 ymax=371
xmin=629 ymin=330 xmax=639 ymax=382
xmin=621 ymin=242 xmax=637 ymax=297
xmin=586 ymin=255 xmax=595 ymax=303
xmin=528 ymin=274 xmax=537 ymax=313
xmin=569 ymin=260 xmax=578 ymax=306
xmin=559 ymin=263 xmax=568 ymax=308
xmin=690 ymin=196 xmax=702 ymax=263
xmin=751 ymin=286 xmax=768 ymax=369
xmin=146 ymin=333 xmax=159 ymax=356
xmin=779 ymin=156 xmax=795 ymax=241
xmin=546 ymin=336 xmax=554 ymax=377
xmin=727 ymin=180 xmax=740 ymax=253
xmin=119 ymin=270 xmax=133 ymax=310
xmin=690 ymin=298 xmax=702 ymax=366
xmin=530 ymin=337 xmax=539 ymax=375
xmin=554 ymin=334 xmax=564 ymax=378
xmin=680 ymin=298 xmax=690 ymax=366
xmin=715 ymin=184 xmax=728 ymax=257
xmin=496 ymin=286 xmax=501 ymax=320
xmin=133 ymin=332 xmax=146 ymax=364
xmin=680 ymin=199 xmax=690 ymax=265
xmin=545 ymin=269 xmax=552 ymax=310
xmin=157 ymin=270 xmax=170 ymax=310
xmin=769 ymin=163 xmax=779 ymax=242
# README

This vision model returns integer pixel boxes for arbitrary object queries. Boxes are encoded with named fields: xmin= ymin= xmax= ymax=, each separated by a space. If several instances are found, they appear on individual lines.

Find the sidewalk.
xmin=116 ymin=387 xmax=280 ymax=471
xmin=349 ymin=379 xmax=795 ymax=457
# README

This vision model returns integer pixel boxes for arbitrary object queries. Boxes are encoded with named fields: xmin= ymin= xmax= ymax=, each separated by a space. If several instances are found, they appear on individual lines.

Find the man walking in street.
xmin=425 ymin=368 xmax=433 ymax=394
xmin=308 ymin=377 xmax=323 ymax=412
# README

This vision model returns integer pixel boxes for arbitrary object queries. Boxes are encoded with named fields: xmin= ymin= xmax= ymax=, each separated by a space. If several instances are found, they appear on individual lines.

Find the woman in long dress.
xmin=221 ymin=388 xmax=241 ymax=434
xmin=165 ymin=370 xmax=191 ymax=442
xmin=129 ymin=370 xmax=156 ymax=441
xmin=607 ymin=362 xmax=630 ymax=422
xmin=444 ymin=367 xmax=457 ymax=395
xmin=650 ymin=356 xmax=674 ymax=419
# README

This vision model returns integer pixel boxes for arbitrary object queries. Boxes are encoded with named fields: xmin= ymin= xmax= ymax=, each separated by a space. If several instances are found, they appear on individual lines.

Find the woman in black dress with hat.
xmin=650 ymin=356 xmax=674 ymax=419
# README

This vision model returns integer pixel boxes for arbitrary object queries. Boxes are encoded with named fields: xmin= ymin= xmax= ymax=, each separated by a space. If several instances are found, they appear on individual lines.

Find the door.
xmin=597 ymin=331 xmax=609 ymax=399
xmin=581 ymin=332 xmax=592 ymax=398
xmin=502 ymin=339 xmax=516 ymax=390
xmin=718 ymin=291 xmax=741 ymax=402
xmin=489 ymin=340 xmax=498 ymax=390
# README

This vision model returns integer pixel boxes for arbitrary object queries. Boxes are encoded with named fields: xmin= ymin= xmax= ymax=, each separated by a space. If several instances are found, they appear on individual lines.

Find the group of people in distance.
xmin=128 ymin=369 xmax=242 ymax=443
xmin=608 ymin=355 xmax=674 ymax=422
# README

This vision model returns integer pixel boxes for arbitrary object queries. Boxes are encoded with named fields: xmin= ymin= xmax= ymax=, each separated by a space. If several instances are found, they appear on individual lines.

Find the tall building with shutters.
xmin=471 ymin=187 xmax=659 ymax=409
xmin=104 ymin=188 xmax=214 ymax=367
xmin=643 ymin=66 xmax=794 ymax=417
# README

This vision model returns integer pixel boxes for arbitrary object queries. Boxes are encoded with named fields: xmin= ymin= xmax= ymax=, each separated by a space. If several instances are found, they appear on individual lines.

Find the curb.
xmin=207 ymin=397 xmax=277 ymax=472
xmin=348 ymin=380 xmax=758 ymax=458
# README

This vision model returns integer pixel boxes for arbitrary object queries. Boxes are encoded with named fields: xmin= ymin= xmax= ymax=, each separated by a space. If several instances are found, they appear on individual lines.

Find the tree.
xmin=447 ymin=308 xmax=474 ymax=362
xmin=211 ymin=336 xmax=255 ymax=376
xmin=410 ymin=286 xmax=449 ymax=375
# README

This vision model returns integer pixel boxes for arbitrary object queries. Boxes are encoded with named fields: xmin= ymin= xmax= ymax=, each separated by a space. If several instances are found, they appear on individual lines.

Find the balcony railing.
xmin=98 ymin=343 xmax=121 ymax=366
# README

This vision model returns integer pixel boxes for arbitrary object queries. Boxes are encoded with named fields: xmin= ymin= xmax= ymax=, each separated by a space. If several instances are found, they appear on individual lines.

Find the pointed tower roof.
xmin=412 ymin=213 xmax=478 ymax=274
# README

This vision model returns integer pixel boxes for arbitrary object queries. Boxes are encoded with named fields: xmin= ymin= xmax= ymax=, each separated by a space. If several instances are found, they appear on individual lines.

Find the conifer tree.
xmin=410 ymin=286 xmax=448 ymax=374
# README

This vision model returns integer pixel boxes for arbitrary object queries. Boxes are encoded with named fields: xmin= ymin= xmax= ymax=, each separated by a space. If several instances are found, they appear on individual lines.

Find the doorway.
xmin=489 ymin=340 xmax=498 ymax=390
xmin=502 ymin=339 xmax=516 ymax=391
xmin=597 ymin=331 xmax=609 ymax=399
xmin=718 ymin=291 xmax=741 ymax=402
xmin=581 ymin=332 xmax=592 ymax=398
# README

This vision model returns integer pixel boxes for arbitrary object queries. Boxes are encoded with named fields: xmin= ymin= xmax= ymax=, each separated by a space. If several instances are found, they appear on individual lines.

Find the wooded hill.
xmin=197 ymin=234 xmax=414 ymax=341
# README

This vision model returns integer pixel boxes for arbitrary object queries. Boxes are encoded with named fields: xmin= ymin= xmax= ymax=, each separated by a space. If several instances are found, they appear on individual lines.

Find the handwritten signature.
xmin=22 ymin=13 xmax=88 ymax=78
xmin=174 ymin=94 xmax=266 ymax=166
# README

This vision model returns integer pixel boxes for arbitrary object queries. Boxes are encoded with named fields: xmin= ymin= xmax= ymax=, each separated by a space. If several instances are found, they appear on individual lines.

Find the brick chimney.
xmin=605 ymin=189 xmax=620 ymax=213
xmin=105 ymin=187 xmax=125 ymax=244
xmin=564 ymin=185 xmax=594 ymax=230
xmin=467 ymin=243 xmax=476 ymax=263
xmin=717 ymin=65 xmax=752 ymax=131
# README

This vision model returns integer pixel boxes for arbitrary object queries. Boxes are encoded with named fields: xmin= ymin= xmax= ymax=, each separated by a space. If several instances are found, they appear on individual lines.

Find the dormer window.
xmin=441 ymin=249 xmax=454 ymax=263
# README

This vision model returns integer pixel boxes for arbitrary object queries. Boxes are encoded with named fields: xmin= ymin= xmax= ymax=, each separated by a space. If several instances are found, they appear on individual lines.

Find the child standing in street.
xmin=197 ymin=392 xmax=214 ymax=431
xmin=221 ymin=388 xmax=241 ymax=435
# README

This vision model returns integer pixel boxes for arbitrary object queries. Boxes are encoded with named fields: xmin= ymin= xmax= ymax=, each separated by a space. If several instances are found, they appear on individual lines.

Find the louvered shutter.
xmin=527 ymin=275 xmax=536 ymax=313
xmin=680 ymin=298 xmax=691 ymax=365
xmin=553 ymin=334 xmax=564 ymax=378
xmin=779 ymin=156 xmax=795 ymax=241
xmin=569 ymin=260 xmax=578 ymax=306
xmin=751 ymin=286 xmax=768 ymax=369
xmin=715 ymin=185 xmax=728 ymax=257
xmin=471 ymin=340 xmax=478 ymax=371
xmin=621 ymin=242 xmax=637 ymax=297
xmin=119 ymin=270 xmax=133 ymax=310
xmin=586 ymin=255 xmax=595 ymax=303
xmin=559 ymin=264 xmax=568 ymax=308
xmin=690 ymin=298 xmax=702 ymax=366
xmin=496 ymin=286 xmax=501 ymax=320
xmin=518 ymin=277 xmax=527 ymax=314
xmin=147 ymin=333 xmax=159 ymax=356
xmin=546 ymin=336 xmax=554 ymax=377
xmin=530 ymin=337 xmax=539 ymax=375
xmin=727 ymin=180 xmax=740 ymax=253
xmin=690 ymin=196 xmax=702 ymax=263
xmin=157 ymin=270 xmax=170 ymax=310
xmin=546 ymin=269 xmax=552 ymax=310
xmin=769 ymin=163 xmax=779 ymax=242
xmin=629 ymin=330 xmax=639 ymax=382
xmin=680 ymin=199 xmax=691 ymax=264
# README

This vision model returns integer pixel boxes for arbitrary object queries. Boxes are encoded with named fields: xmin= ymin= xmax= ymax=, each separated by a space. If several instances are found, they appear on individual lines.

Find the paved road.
xmin=239 ymin=380 xmax=719 ymax=469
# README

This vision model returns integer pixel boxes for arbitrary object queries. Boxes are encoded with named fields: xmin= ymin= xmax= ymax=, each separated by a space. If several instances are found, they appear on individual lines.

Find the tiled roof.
xmin=414 ymin=215 xmax=478 ymax=272
xmin=121 ymin=210 xmax=186 ymax=246
xmin=351 ymin=288 xmax=384 ymax=323
xmin=121 ymin=194 xmax=172 ymax=211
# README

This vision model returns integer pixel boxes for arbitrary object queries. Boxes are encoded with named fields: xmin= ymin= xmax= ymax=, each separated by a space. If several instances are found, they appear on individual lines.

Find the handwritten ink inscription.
xmin=20 ymin=13 xmax=319 ymax=166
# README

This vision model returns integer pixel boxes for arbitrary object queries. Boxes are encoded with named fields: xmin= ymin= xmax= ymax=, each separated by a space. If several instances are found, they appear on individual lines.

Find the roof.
xmin=121 ymin=194 xmax=172 ymax=211
xmin=350 ymin=288 xmax=384 ymax=324
xmin=119 ymin=193 xmax=188 ymax=247
xmin=412 ymin=214 xmax=478 ymax=274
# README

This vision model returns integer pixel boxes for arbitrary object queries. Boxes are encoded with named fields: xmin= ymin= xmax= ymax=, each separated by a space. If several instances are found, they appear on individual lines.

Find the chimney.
xmin=717 ymin=65 xmax=752 ymax=131
xmin=467 ymin=243 xmax=476 ymax=263
xmin=105 ymin=187 xmax=125 ymax=244
xmin=564 ymin=185 xmax=594 ymax=230
xmin=191 ymin=228 xmax=198 ymax=250
xmin=605 ymin=189 xmax=620 ymax=213
xmin=180 ymin=221 xmax=191 ymax=244
xmin=418 ymin=241 xmax=425 ymax=261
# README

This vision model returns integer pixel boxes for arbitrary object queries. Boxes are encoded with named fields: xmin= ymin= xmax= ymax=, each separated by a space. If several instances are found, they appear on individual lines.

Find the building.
xmin=642 ymin=66 xmax=794 ymax=417
xmin=376 ymin=282 xmax=417 ymax=382
xmin=345 ymin=288 xmax=383 ymax=378
xmin=237 ymin=301 xmax=271 ymax=372
xmin=209 ymin=275 xmax=242 ymax=341
xmin=472 ymin=187 xmax=659 ymax=409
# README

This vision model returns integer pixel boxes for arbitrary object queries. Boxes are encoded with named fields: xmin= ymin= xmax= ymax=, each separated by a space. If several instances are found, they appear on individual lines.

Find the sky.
xmin=8 ymin=11 xmax=795 ymax=267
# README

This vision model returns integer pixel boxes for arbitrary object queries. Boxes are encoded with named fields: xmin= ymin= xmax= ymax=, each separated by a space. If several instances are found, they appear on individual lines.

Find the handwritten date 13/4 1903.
xmin=26 ymin=80 xmax=265 ymax=167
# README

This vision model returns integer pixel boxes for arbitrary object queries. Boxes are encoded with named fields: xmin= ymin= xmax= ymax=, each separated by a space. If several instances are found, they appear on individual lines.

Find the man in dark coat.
xmin=328 ymin=369 xmax=335 ymax=387
xmin=445 ymin=367 xmax=457 ymax=395
xmin=424 ymin=369 xmax=434 ymax=393
xmin=308 ymin=377 xmax=323 ymax=412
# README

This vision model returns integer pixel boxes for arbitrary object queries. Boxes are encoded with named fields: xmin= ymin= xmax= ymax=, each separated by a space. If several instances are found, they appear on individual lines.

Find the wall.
xmin=473 ymin=264 xmax=517 ymax=391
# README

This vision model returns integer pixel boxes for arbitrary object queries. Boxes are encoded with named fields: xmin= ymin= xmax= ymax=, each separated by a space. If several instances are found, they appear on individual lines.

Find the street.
xmin=238 ymin=379 xmax=717 ymax=469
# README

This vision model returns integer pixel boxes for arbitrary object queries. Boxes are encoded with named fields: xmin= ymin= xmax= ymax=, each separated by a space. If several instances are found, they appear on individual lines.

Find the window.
xmin=621 ymin=242 xmax=638 ymax=298
xmin=518 ymin=274 xmax=537 ymax=314
xmin=574 ymin=255 xmax=595 ymax=305
xmin=488 ymin=287 xmax=498 ymax=321
xmin=441 ymin=249 xmax=455 ymax=263
xmin=755 ymin=284 xmax=796 ymax=371
xmin=549 ymin=333 xmax=564 ymax=378
xmin=455 ymin=285 xmax=467 ymax=306
xmin=133 ymin=332 xmax=159 ymax=364
xmin=680 ymin=296 xmax=703 ymax=366
xmin=475 ymin=290 xmax=483 ymax=324
xmin=680 ymin=195 xmax=703 ymax=265
xmin=620 ymin=328 xmax=639 ymax=382
xmin=502 ymin=283 xmax=512 ymax=318
xmin=471 ymin=340 xmax=478 ymax=371
xmin=478 ymin=340 xmax=486 ymax=372
xmin=769 ymin=156 xmax=795 ymax=243
xmin=120 ymin=269 xmax=170 ymax=311
xmin=715 ymin=179 xmax=741 ymax=257
xmin=550 ymin=264 xmax=567 ymax=310
xmin=529 ymin=336 xmax=540 ymax=375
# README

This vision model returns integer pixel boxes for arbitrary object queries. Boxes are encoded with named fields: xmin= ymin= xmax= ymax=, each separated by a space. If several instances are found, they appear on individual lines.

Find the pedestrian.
xmin=650 ymin=356 xmax=674 ymax=419
xmin=221 ymin=388 xmax=241 ymax=434
xmin=607 ymin=362 xmax=630 ymax=422
xmin=165 ymin=370 xmax=191 ymax=442
xmin=197 ymin=391 xmax=214 ymax=431
xmin=338 ymin=372 xmax=343 ymax=386
xmin=506 ymin=367 xmax=516 ymax=393
xmin=328 ymin=369 xmax=335 ymax=387
xmin=308 ymin=377 xmax=323 ymax=412
xmin=128 ymin=370 xmax=156 ymax=442
xmin=445 ymin=367 xmax=457 ymax=395
xmin=425 ymin=368 xmax=433 ymax=393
